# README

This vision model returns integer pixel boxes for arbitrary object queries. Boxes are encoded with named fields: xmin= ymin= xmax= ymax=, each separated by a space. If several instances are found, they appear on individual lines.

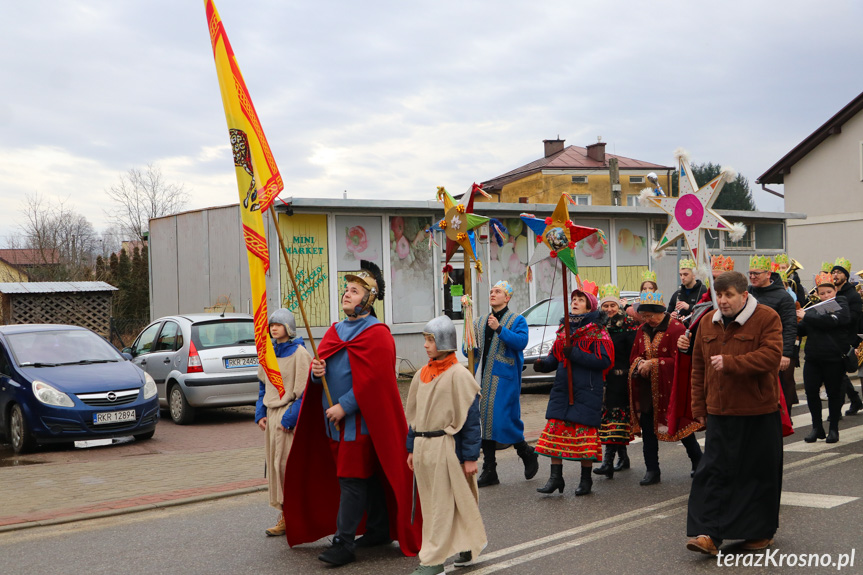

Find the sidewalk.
xmin=0 ymin=365 xmax=847 ymax=533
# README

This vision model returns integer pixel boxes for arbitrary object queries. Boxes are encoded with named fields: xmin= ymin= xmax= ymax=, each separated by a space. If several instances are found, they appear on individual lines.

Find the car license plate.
xmin=225 ymin=356 xmax=258 ymax=368
xmin=93 ymin=409 xmax=136 ymax=425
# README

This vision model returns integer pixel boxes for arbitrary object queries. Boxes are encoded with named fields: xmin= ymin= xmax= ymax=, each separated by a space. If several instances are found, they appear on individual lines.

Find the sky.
xmin=2 ymin=0 xmax=862 ymax=246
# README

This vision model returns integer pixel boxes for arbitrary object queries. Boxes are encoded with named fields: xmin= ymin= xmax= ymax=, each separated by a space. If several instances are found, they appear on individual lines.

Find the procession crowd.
xmin=249 ymin=254 xmax=863 ymax=573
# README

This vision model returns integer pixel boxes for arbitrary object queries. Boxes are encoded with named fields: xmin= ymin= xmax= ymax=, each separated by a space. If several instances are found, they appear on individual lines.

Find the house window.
xmin=755 ymin=222 xmax=784 ymax=249
xmin=626 ymin=195 xmax=640 ymax=206
xmin=859 ymin=141 xmax=863 ymax=181
xmin=629 ymin=176 xmax=644 ymax=184
xmin=572 ymin=195 xmax=591 ymax=205
xmin=571 ymin=176 xmax=588 ymax=184
xmin=724 ymin=225 xmax=753 ymax=249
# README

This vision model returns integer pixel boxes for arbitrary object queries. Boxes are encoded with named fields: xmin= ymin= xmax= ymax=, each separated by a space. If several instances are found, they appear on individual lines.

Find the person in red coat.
xmin=628 ymin=291 xmax=704 ymax=486
xmin=283 ymin=261 xmax=421 ymax=567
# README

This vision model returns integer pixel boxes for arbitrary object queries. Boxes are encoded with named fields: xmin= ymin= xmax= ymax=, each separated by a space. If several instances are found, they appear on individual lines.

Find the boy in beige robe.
xmin=406 ymin=315 xmax=486 ymax=575
xmin=255 ymin=309 xmax=312 ymax=536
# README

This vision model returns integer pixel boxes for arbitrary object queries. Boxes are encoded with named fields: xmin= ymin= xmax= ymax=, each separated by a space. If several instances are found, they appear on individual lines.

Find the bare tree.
xmin=105 ymin=164 xmax=189 ymax=242
xmin=15 ymin=193 xmax=98 ymax=281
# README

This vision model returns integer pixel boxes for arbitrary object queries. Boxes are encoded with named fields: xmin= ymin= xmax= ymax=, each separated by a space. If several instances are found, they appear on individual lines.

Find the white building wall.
xmin=785 ymin=110 xmax=863 ymax=277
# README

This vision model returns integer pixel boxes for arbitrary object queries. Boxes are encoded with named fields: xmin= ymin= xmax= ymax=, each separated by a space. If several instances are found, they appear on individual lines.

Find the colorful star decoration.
xmin=434 ymin=185 xmax=490 ymax=282
xmin=649 ymin=153 xmax=735 ymax=261
xmin=521 ymin=194 xmax=604 ymax=275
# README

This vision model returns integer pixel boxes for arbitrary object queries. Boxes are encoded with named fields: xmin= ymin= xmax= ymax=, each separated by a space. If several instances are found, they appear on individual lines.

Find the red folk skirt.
xmin=535 ymin=419 xmax=602 ymax=462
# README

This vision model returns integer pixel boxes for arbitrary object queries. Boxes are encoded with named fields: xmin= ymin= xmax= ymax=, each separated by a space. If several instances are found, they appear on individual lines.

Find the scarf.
xmin=420 ymin=352 xmax=459 ymax=383
xmin=551 ymin=310 xmax=615 ymax=377
xmin=605 ymin=312 xmax=640 ymax=334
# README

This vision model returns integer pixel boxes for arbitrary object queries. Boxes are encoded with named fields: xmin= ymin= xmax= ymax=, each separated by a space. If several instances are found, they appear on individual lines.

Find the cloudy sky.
xmin=1 ymin=0 xmax=861 ymax=245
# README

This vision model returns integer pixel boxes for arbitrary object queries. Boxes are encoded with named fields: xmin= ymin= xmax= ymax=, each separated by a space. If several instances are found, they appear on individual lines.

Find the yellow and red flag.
xmin=204 ymin=0 xmax=285 ymax=396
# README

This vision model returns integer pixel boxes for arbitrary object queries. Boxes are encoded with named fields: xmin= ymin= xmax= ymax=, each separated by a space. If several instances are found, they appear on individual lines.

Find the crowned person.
xmin=626 ymin=270 xmax=659 ymax=320
xmin=668 ymin=258 xmax=708 ymax=322
xmin=774 ymin=253 xmax=806 ymax=303
xmin=593 ymin=284 xmax=640 ymax=478
xmin=748 ymin=255 xmax=798 ymax=419
xmin=628 ymin=291 xmax=704 ymax=486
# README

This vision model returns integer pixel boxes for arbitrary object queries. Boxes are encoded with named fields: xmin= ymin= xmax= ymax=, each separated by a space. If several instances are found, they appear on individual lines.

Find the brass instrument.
xmin=801 ymin=286 xmax=820 ymax=309
xmin=787 ymin=258 xmax=804 ymax=276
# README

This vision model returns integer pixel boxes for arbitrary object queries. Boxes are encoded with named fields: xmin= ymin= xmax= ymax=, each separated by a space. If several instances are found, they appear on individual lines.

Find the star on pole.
xmin=520 ymin=194 xmax=603 ymax=275
xmin=434 ymin=185 xmax=490 ymax=280
xmin=649 ymin=154 xmax=736 ymax=261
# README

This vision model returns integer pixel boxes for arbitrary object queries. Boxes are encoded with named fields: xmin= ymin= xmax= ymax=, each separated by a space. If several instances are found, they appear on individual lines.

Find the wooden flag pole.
xmin=271 ymin=213 xmax=338 ymax=429
xmin=466 ymin=263 xmax=474 ymax=374
xmin=561 ymin=265 xmax=575 ymax=405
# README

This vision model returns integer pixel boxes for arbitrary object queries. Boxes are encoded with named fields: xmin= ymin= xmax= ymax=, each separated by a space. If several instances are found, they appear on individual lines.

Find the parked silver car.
xmin=521 ymin=292 xmax=639 ymax=388
xmin=124 ymin=313 xmax=260 ymax=424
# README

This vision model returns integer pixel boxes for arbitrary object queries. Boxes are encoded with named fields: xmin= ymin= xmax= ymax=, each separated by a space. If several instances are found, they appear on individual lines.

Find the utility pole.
xmin=609 ymin=157 xmax=621 ymax=206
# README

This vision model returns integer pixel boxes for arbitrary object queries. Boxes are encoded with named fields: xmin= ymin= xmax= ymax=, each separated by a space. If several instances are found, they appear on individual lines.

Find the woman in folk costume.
xmin=592 ymin=284 xmax=639 ymax=479
xmin=254 ymin=309 xmax=312 ymax=536
xmin=628 ymin=291 xmax=703 ymax=486
xmin=406 ymin=316 xmax=486 ymax=575
xmin=533 ymin=284 xmax=614 ymax=496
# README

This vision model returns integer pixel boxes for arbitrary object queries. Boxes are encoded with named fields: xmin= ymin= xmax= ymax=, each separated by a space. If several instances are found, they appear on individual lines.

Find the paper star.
xmin=520 ymin=194 xmax=602 ymax=275
xmin=435 ymin=185 xmax=490 ymax=277
xmin=649 ymin=154 xmax=735 ymax=261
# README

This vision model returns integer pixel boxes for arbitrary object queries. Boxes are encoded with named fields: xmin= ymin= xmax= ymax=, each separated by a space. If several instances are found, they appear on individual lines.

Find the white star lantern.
xmin=649 ymin=151 xmax=737 ymax=261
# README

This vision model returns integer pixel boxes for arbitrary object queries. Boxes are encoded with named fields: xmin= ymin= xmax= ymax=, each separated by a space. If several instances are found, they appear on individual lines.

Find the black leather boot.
xmin=536 ymin=464 xmax=565 ymax=494
xmin=477 ymin=441 xmax=499 ymax=487
xmin=515 ymin=441 xmax=539 ymax=480
xmin=804 ymin=423 xmax=826 ymax=443
xmin=593 ymin=445 xmax=615 ymax=478
xmin=639 ymin=469 xmax=661 ymax=486
xmin=826 ymin=423 xmax=839 ymax=444
xmin=574 ymin=465 xmax=593 ymax=496
xmin=613 ymin=445 xmax=630 ymax=471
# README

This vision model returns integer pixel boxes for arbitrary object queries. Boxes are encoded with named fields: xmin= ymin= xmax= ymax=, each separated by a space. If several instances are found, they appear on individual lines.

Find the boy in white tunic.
xmin=406 ymin=315 xmax=487 ymax=575
xmin=254 ymin=309 xmax=312 ymax=536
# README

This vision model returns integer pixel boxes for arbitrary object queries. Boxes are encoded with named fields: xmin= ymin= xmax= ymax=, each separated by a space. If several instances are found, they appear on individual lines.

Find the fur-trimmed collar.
xmin=712 ymin=293 xmax=758 ymax=325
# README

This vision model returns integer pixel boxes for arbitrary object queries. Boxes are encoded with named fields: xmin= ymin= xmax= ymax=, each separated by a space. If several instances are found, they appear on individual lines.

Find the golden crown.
xmin=749 ymin=254 xmax=772 ymax=271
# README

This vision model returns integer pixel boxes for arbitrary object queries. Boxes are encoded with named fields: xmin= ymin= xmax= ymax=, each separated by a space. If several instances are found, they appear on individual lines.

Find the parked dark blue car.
xmin=0 ymin=324 xmax=160 ymax=453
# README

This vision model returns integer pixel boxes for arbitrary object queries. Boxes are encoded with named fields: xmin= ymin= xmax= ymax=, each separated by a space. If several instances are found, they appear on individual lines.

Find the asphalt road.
xmin=2 ymin=413 xmax=861 ymax=575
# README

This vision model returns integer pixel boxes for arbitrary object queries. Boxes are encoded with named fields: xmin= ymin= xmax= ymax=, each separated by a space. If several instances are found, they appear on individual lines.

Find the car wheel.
xmin=134 ymin=430 xmax=155 ymax=441
xmin=10 ymin=404 xmax=36 ymax=454
xmin=169 ymin=384 xmax=195 ymax=425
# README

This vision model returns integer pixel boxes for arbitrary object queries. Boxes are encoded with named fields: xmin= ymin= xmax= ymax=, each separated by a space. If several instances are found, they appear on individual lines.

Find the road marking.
xmin=780 ymin=492 xmax=859 ymax=508
xmin=453 ymin=451 xmax=862 ymax=573
xmin=460 ymin=508 xmax=687 ymax=575
xmin=784 ymin=424 xmax=863 ymax=452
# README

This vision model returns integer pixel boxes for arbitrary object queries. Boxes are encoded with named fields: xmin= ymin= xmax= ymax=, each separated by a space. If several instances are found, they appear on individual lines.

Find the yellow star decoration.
xmin=436 ymin=186 xmax=490 ymax=276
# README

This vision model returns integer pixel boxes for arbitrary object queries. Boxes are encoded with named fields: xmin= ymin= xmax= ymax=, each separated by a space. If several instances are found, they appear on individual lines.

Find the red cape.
xmin=283 ymin=321 xmax=422 ymax=556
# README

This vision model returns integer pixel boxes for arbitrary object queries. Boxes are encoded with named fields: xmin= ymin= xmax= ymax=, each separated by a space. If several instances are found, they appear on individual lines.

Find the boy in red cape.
xmin=283 ymin=261 xmax=421 ymax=566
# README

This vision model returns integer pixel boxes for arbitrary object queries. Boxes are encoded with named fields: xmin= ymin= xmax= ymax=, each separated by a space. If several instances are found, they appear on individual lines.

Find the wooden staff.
xmin=562 ymin=265 xmax=575 ymax=405
xmin=466 ymin=263 xmax=474 ymax=374
xmin=271 ymin=214 xmax=338 ymax=430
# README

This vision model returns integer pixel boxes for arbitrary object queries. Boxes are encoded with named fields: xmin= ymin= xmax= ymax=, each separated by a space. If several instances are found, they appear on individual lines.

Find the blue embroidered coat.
xmin=470 ymin=308 xmax=528 ymax=443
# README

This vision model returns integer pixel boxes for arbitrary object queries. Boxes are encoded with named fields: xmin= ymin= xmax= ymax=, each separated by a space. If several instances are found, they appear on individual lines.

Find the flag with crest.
xmin=204 ymin=0 xmax=284 ymax=396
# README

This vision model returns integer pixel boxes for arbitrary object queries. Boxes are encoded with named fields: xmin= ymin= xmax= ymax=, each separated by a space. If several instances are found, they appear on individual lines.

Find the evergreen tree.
xmin=130 ymin=247 xmax=150 ymax=319
xmin=668 ymin=162 xmax=756 ymax=210
xmin=115 ymin=249 xmax=132 ymax=319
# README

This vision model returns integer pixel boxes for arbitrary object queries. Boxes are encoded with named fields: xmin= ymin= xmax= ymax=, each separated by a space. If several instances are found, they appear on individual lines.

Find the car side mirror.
xmin=121 ymin=349 xmax=133 ymax=359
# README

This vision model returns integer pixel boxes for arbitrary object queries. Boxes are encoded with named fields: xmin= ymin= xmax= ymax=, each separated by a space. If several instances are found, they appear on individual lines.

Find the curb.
xmin=0 ymin=485 xmax=267 ymax=534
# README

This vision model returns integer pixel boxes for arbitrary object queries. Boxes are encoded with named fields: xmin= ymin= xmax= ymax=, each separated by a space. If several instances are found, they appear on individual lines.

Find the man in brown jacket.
xmin=686 ymin=271 xmax=783 ymax=556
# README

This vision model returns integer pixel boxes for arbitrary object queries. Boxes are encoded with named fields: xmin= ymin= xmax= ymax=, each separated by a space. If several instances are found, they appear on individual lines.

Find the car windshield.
xmin=523 ymin=299 xmax=566 ymax=327
xmin=7 ymin=330 xmax=122 ymax=367
xmin=191 ymin=320 xmax=256 ymax=350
